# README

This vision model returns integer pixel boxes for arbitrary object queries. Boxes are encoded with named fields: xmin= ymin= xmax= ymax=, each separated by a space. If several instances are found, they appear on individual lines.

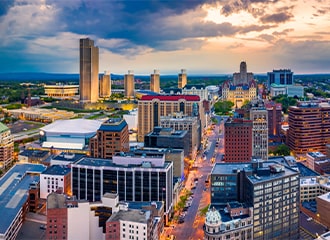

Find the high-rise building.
xmin=265 ymin=101 xmax=282 ymax=138
xmin=150 ymin=69 xmax=160 ymax=93
xmin=288 ymin=102 xmax=330 ymax=158
xmin=267 ymin=69 xmax=293 ymax=90
xmin=79 ymin=38 xmax=99 ymax=103
xmin=178 ymin=69 xmax=187 ymax=89
xmin=224 ymin=118 xmax=253 ymax=162
xmin=160 ymin=112 xmax=201 ymax=158
xmin=124 ymin=70 xmax=135 ymax=98
xmin=89 ymin=118 xmax=129 ymax=159
xmin=210 ymin=161 xmax=300 ymax=240
xmin=233 ymin=61 xmax=254 ymax=85
xmin=99 ymin=71 xmax=111 ymax=98
xmin=250 ymin=102 xmax=268 ymax=160
xmin=137 ymin=95 xmax=201 ymax=142
xmin=0 ymin=122 xmax=14 ymax=169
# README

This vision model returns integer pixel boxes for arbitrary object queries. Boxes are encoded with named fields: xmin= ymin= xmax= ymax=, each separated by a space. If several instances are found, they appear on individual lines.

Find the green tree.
xmin=271 ymin=95 xmax=298 ymax=113
xmin=214 ymin=100 xmax=234 ymax=115
xmin=273 ymin=144 xmax=290 ymax=156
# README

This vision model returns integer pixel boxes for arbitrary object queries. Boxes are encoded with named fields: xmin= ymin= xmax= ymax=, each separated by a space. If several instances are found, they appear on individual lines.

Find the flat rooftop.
xmin=73 ymin=157 xmax=171 ymax=169
xmin=52 ymin=152 xmax=86 ymax=163
xmin=42 ymin=165 xmax=71 ymax=176
xmin=0 ymin=164 xmax=47 ymax=234
xmin=107 ymin=209 xmax=151 ymax=223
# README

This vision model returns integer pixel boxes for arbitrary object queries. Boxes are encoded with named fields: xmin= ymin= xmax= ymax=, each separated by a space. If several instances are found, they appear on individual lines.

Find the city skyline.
xmin=0 ymin=0 xmax=329 ymax=74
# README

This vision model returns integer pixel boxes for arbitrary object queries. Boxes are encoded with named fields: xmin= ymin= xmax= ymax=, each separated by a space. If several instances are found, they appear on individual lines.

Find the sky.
xmin=0 ymin=0 xmax=329 ymax=75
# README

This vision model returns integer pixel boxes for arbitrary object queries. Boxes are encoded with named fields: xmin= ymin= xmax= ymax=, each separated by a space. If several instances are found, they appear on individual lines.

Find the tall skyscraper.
xmin=288 ymin=101 xmax=330 ymax=158
xmin=79 ymin=38 xmax=99 ymax=103
xmin=124 ymin=70 xmax=135 ymax=98
xmin=150 ymin=69 xmax=160 ymax=93
xmin=99 ymin=71 xmax=111 ymax=98
xmin=178 ymin=69 xmax=187 ymax=89
xmin=0 ymin=122 xmax=14 ymax=169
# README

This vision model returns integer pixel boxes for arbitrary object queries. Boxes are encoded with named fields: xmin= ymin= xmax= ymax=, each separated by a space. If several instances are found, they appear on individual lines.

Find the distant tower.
xmin=150 ymin=69 xmax=160 ymax=93
xmin=124 ymin=70 xmax=135 ymax=98
xmin=79 ymin=38 xmax=99 ymax=103
xmin=99 ymin=71 xmax=111 ymax=98
xmin=178 ymin=69 xmax=187 ymax=89
xmin=233 ymin=61 xmax=254 ymax=85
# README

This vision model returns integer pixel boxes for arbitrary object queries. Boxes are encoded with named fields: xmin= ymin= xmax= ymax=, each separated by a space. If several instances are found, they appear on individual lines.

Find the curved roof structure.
xmin=205 ymin=207 xmax=222 ymax=226
xmin=40 ymin=119 xmax=103 ymax=135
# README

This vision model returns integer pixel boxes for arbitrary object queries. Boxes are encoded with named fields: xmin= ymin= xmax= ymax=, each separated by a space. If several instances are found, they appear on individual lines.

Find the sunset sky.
xmin=0 ymin=0 xmax=329 ymax=75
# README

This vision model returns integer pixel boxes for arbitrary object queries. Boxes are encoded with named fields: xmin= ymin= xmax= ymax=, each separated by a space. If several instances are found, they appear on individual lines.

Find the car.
xmin=40 ymin=224 xmax=46 ymax=230
xmin=307 ymin=217 xmax=313 ymax=222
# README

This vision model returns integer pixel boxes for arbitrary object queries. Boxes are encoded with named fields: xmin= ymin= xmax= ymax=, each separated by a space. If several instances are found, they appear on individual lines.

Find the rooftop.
xmin=99 ymin=119 xmax=127 ymax=132
xmin=107 ymin=209 xmax=151 ymax=223
xmin=140 ymin=95 xmax=200 ymax=101
xmin=0 ymin=164 xmax=46 ymax=234
xmin=40 ymin=119 xmax=103 ymax=134
xmin=52 ymin=152 xmax=86 ymax=163
xmin=42 ymin=165 xmax=71 ymax=176
xmin=19 ymin=149 xmax=50 ymax=158
xmin=125 ymin=201 xmax=163 ymax=211
xmin=0 ymin=122 xmax=9 ymax=133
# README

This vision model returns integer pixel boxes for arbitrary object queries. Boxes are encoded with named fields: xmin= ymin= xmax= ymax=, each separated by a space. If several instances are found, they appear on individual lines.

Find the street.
xmin=168 ymin=115 xmax=226 ymax=240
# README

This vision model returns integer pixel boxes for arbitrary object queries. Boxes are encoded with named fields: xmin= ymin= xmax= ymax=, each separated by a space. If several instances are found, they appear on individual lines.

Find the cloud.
xmin=260 ymin=12 xmax=293 ymax=23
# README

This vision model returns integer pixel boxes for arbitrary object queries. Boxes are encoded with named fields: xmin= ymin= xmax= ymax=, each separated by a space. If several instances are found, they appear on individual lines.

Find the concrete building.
xmin=124 ymin=70 xmax=135 ymax=98
xmin=0 ymin=123 xmax=14 ymax=169
xmin=306 ymin=152 xmax=328 ymax=171
xmin=150 ymin=69 xmax=160 ymax=93
xmin=137 ymin=95 xmax=201 ymax=142
xmin=40 ymin=165 xmax=71 ymax=199
xmin=211 ymin=161 xmax=300 ymax=240
xmin=250 ymin=101 xmax=268 ymax=160
xmin=79 ymin=38 xmax=99 ymax=103
xmin=39 ymin=119 xmax=102 ymax=152
xmin=144 ymin=127 xmax=189 ymax=157
xmin=106 ymin=209 xmax=154 ymax=240
xmin=316 ymin=192 xmax=330 ymax=229
xmin=265 ymin=101 xmax=282 ymax=140
xmin=267 ymin=69 xmax=293 ymax=90
xmin=270 ymin=83 xmax=304 ymax=98
xmin=233 ymin=61 xmax=254 ymax=86
xmin=44 ymin=84 xmax=79 ymax=99
xmin=100 ymin=71 xmax=111 ymax=98
xmin=204 ymin=204 xmax=253 ymax=240
xmin=224 ymin=118 xmax=253 ymax=162
xmin=288 ymin=102 xmax=330 ymax=158
xmin=89 ymin=118 xmax=129 ymax=159
xmin=49 ymin=152 xmax=85 ymax=166
xmin=160 ymin=112 xmax=201 ymax=159
xmin=182 ymin=84 xmax=209 ymax=101
xmin=0 ymin=164 xmax=46 ymax=240
xmin=178 ymin=69 xmax=187 ymax=89
xmin=71 ymin=154 xmax=173 ymax=223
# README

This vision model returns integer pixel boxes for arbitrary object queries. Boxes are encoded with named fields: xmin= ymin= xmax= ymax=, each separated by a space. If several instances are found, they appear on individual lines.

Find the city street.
xmin=168 ymin=115 xmax=226 ymax=240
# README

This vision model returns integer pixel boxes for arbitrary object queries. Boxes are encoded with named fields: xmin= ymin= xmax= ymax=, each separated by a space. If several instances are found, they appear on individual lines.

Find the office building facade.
xmin=124 ymin=70 xmax=135 ymax=98
xmin=79 ymin=38 xmax=99 ymax=103
xmin=224 ymin=118 xmax=253 ymax=162
xmin=265 ymin=102 xmax=282 ymax=139
xmin=137 ymin=95 xmax=201 ymax=142
xmin=267 ymin=69 xmax=293 ymax=90
xmin=288 ymin=102 xmax=330 ymax=158
xmin=44 ymin=84 xmax=79 ymax=99
xmin=178 ymin=69 xmax=187 ymax=89
xmin=150 ymin=69 xmax=160 ymax=93
xmin=100 ymin=71 xmax=111 ymax=98
xmin=71 ymin=155 xmax=173 ymax=222
xmin=160 ymin=113 xmax=201 ymax=158
xmin=211 ymin=161 xmax=300 ymax=240
xmin=0 ymin=122 xmax=14 ymax=169
xmin=89 ymin=118 xmax=129 ymax=159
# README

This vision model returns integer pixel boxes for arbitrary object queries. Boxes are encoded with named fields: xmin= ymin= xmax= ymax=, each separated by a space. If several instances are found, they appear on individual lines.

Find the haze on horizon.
xmin=0 ymin=0 xmax=329 ymax=75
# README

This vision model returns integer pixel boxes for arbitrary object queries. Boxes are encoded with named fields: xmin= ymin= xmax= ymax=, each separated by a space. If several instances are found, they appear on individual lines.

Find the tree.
xmin=273 ymin=144 xmax=290 ymax=156
xmin=214 ymin=100 xmax=234 ymax=115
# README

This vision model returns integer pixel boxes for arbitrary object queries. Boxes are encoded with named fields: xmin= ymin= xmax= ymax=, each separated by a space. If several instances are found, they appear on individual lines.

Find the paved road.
xmin=171 ymin=115 xmax=226 ymax=240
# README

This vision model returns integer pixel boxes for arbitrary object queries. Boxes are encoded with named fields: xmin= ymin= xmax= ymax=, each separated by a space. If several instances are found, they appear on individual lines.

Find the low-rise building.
xmin=18 ymin=149 xmax=50 ymax=164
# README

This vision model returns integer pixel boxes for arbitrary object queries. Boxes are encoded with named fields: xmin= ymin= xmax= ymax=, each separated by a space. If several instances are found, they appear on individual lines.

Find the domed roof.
xmin=205 ymin=207 xmax=222 ymax=226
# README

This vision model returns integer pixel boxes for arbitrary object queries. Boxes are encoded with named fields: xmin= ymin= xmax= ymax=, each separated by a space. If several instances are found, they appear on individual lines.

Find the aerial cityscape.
xmin=0 ymin=1 xmax=330 ymax=240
